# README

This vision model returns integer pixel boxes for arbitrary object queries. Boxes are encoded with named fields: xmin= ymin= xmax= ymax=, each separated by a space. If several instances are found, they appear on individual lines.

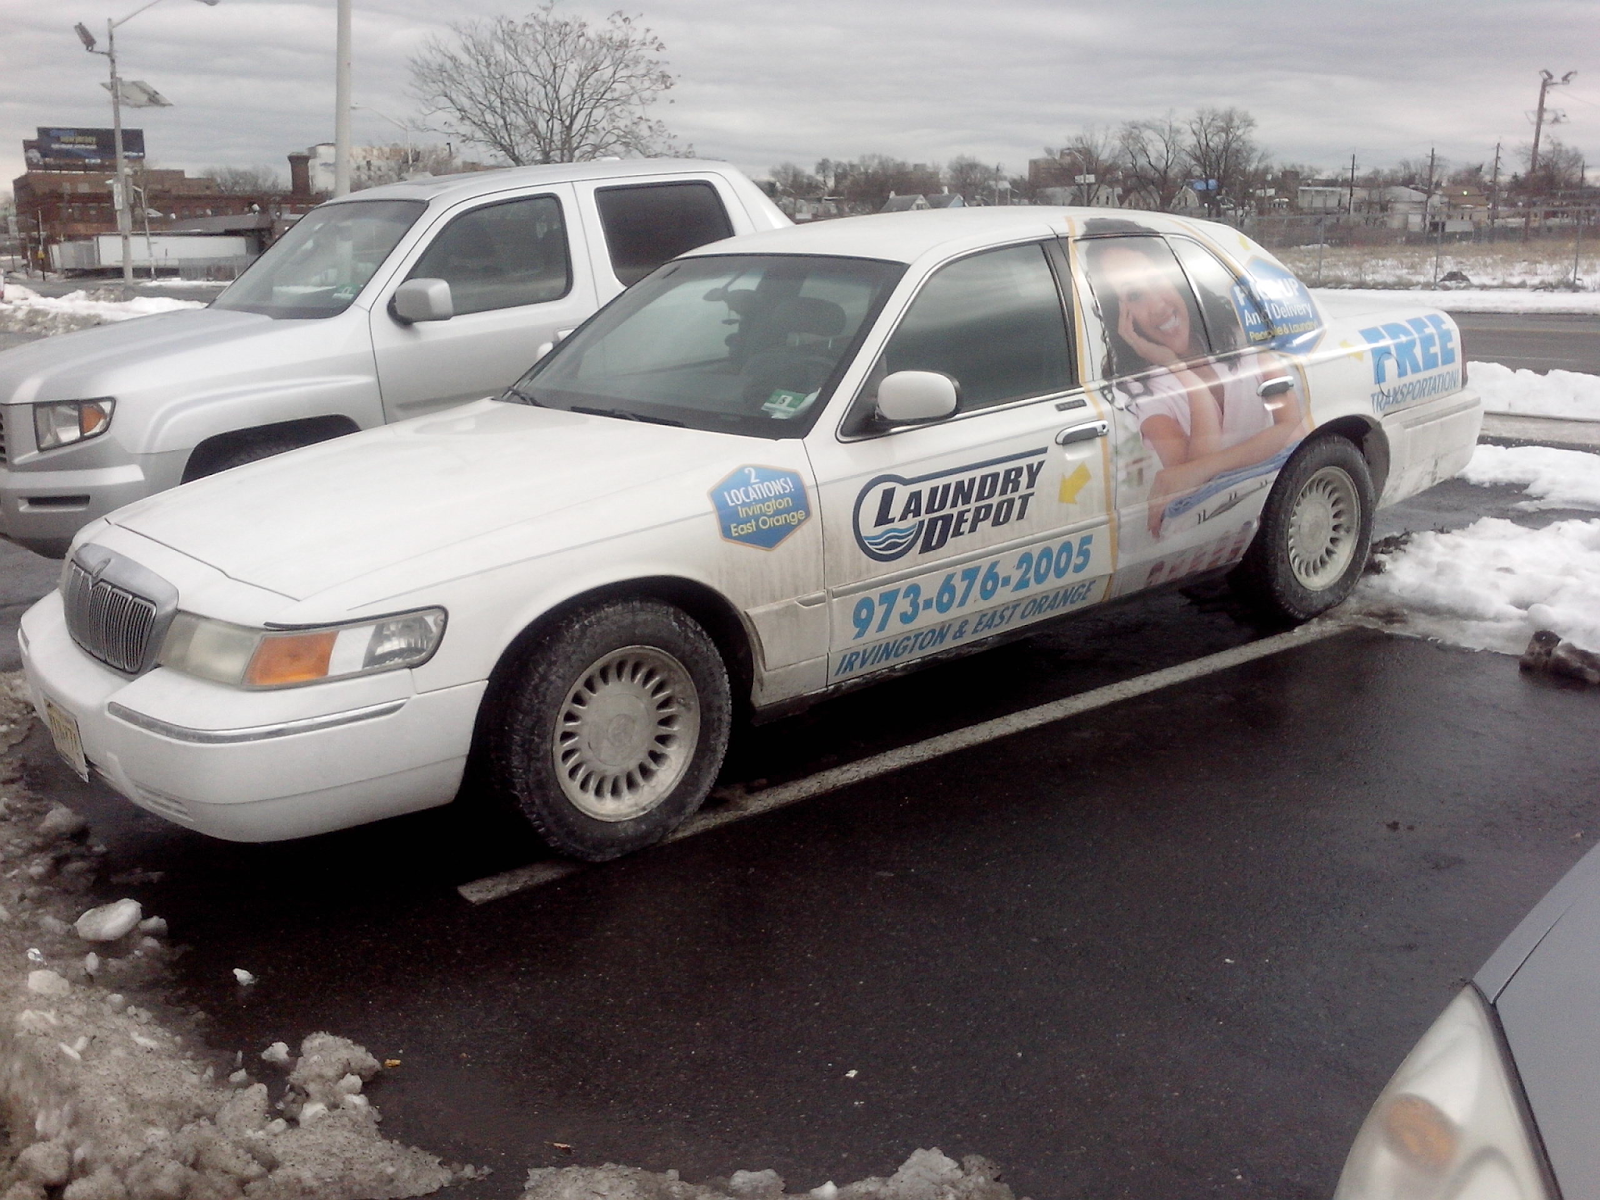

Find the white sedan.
xmin=19 ymin=209 xmax=1481 ymax=860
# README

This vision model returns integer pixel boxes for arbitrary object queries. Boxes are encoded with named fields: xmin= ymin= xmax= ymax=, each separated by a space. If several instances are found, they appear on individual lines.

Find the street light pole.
xmin=333 ymin=0 xmax=352 ymax=196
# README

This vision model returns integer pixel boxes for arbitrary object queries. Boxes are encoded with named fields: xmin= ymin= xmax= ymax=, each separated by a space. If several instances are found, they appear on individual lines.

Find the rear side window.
xmin=409 ymin=194 xmax=571 ymax=316
xmin=1168 ymin=237 xmax=1265 ymax=357
xmin=1080 ymin=235 xmax=1213 ymax=377
xmin=596 ymin=181 xmax=735 ymax=285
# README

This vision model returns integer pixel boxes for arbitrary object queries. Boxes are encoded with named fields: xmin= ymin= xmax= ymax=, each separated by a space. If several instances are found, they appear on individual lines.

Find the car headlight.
xmin=1334 ymin=986 xmax=1554 ymax=1200
xmin=159 ymin=608 xmax=446 ymax=689
xmin=34 ymin=398 xmax=115 ymax=451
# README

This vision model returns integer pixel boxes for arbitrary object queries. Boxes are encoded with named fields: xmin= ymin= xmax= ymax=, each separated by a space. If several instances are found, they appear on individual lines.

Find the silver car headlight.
xmin=1334 ymin=986 xmax=1554 ymax=1200
xmin=159 ymin=607 xmax=446 ymax=689
xmin=34 ymin=398 xmax=115 ymax=451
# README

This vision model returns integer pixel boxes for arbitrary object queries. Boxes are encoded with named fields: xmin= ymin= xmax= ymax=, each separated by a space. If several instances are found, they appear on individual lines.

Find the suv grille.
xmin=62 ymin=546 xmax=179 ymax=674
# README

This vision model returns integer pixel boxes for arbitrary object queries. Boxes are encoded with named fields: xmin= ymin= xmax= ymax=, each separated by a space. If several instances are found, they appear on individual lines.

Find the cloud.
xmin=1 ymin=0 xmax=1594 ymax=194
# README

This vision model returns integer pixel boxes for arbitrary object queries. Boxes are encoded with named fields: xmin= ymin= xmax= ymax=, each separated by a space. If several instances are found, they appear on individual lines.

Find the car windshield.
xmin=213 ymin=199 xmax=426 ymax=319
xmin=511 ymin=254 xmax=905 ymax=438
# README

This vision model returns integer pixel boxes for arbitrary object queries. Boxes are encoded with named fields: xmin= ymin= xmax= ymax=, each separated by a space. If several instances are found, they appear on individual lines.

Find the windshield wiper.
xmin=502 ymin=385 xmax=543 ymax=406
xmin=570 ymin=405 xmax=684 ymax=427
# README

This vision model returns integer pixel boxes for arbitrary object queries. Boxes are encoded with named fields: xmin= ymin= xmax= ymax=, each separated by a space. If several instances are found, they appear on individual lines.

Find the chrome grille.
xmin=62 ymin=545 xmax=179 ymax=675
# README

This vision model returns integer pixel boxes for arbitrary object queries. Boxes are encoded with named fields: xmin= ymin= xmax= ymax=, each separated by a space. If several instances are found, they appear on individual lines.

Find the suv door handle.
xmin=1257 ymin=376 xmax=1295 ymax=397
xmin=1056 ymin=420 xmax=1109 ymax=445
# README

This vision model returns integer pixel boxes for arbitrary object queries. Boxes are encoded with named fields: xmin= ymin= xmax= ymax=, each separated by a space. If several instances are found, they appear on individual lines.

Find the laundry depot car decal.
xmin=830 ymin=531 xmax=1106 ymax=680
xmin=711 ymin=465 xmax=812 ymax=549
xmin=1357 ymin=315 xmax=1460 ymax=415
xmin=1238 ymin=258 xmax=1322 ymax=352
xmin=852 ymin=448 xmax=1049 ymax=563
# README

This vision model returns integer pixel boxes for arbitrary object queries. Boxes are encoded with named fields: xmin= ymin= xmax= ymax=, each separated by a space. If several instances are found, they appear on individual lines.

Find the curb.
xmin=1479 ymin=413 xmax=1600 ymax=453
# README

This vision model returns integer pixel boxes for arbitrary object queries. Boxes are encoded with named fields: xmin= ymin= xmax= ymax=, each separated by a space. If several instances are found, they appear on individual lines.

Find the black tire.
xmin=488 ymin=598 xmax=732 ymax=862
xmin=186 ymin=432 xmax=313 ymax=481
xmin=1230 ymin=436 xmax=1375 ymax=623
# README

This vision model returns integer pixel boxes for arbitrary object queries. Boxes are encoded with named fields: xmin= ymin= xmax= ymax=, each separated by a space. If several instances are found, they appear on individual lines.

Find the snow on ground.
xmin=0 ymin=284 xmax=204 ymax=336
xmin=1279 ymin=242 xmax=1598 ymax=292
xmin=518 ymin=1150 xmax=1023 ymax=1200
xmin=0 ymin=673 xmax=473 ymax=1198
xmin=1311 ymin=287 xmax=1600 ymax=315
xmin=1348 ymin=445 xmax=1600 ymax=655
xmin=1472 ymin=361 xmax=1600 ymax=420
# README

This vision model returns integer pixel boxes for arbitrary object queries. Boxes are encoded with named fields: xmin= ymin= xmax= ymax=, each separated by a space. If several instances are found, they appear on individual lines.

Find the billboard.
xmin=24 ymin=127 xmax=145 ymax=169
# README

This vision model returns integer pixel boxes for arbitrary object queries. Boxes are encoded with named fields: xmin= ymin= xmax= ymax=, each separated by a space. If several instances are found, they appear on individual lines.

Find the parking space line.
xmin=458 ymin=618 xmax=1350 ymax=904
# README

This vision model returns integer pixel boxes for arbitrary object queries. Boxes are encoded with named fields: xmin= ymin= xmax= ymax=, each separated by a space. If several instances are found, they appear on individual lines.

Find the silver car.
xmin=1336 ymin=840 xmax=1600 ymax=1198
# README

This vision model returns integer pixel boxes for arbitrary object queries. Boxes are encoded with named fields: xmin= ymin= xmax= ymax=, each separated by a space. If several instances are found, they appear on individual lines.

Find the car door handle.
xmin=1257 ymin=376 xmax=1295 ymax=397
xmin=1056 ymin=420 xmax=1109 ymax=445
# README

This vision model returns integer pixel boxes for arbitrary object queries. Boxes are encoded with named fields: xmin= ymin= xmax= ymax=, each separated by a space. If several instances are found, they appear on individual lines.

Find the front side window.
xmin=877 ymin=243 xmax=1074 ymax=413
xmin=408 ymin=194 xmax=571 ymax=316
xmin=214 ymin=199 xmax=424 ymax=319
xmin=514 ymin=254 xmax=903 ymax=438
xmin=595 ymin=181 xmax=735 ymax=285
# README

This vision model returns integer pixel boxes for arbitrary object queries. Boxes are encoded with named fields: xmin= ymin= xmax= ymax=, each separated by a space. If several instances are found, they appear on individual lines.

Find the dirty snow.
xmin=1349 ymin=445 xmax=1600 ymax=655
xmin=0 ymin=283 xmax=204 ymax=336
xmin=0 ymin=671 xmax=467 ymax=1198
xmin=1472 ymin=361 xmax=1600 ymax=420
xmin=1281 ymin=242 xmax=1599 ymax=293
xmin=1461 ymin=444 xmax=1600 ymax=509
xmin=519 ymin=1148 xmax=1023 ymax=1200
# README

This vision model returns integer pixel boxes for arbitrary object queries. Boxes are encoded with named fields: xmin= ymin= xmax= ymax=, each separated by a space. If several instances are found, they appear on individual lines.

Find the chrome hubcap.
xmin=1287 ymin=466 xmax=1359 ymax=590
xmin=553 ymin=646 xmax=699 ymax=822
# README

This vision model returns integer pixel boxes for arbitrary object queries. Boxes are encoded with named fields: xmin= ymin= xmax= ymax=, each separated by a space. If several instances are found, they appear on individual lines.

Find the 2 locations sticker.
xmin=712 ymin=465 xmax=812 ymax=549
xmin=853 ymin=448 xmax=1048 ymax=563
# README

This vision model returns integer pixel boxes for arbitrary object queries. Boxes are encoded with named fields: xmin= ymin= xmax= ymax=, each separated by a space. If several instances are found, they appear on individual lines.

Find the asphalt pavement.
xmin=2 ymin=305 xmax=1598 ymax=1199
xmin=1453 ymin=311 xmax=1600 ymax=374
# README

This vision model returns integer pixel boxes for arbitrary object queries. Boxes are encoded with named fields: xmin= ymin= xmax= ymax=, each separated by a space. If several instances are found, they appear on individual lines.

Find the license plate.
xmin=43 ymin=697 xmax=89 ymax=782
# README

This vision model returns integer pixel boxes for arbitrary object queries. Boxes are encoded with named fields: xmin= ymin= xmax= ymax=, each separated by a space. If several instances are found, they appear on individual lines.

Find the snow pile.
xmin=0 ymin=672 xmax=463 ymax=1199
xmin=1471 ymin=362 xmax=1600 ymax=421
xmin=521 ymin=1148 xmax=1024 ymax=1200
xmin=1350 ymin=518 xmax=1600 ymax=655
xmin=1461 ymin=444 xmax=1600 ymax=509
xmin=0 ymin=284 xmax=203 ymax=336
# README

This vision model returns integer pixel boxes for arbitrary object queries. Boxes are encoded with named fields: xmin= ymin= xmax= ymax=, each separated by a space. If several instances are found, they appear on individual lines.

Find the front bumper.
xmin=18 ymin=591 xmax=485 ymax=841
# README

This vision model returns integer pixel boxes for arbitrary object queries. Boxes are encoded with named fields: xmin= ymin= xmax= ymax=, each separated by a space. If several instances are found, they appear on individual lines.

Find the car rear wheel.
xmin=1231 ymin=436 xmax=1374 ymax=623
xmin=489 ymin=599 xmax=731 ymax=862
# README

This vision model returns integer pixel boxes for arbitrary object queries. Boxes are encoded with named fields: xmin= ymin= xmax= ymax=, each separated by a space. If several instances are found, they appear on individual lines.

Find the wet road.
xmin=3 ymin=311 xmax=1598 ymax=1198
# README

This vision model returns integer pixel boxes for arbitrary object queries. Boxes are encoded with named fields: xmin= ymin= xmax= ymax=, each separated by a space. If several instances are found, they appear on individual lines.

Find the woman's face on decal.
xmin=1101 ymin=244 xmax=1194 ymax=359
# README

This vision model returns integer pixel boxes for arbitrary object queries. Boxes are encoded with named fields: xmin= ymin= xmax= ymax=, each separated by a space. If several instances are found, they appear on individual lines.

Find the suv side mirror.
xmin=876 ymin=370 xmax=959 ymax=425
xmin=392 ymin=278 xmax=454 ymax=324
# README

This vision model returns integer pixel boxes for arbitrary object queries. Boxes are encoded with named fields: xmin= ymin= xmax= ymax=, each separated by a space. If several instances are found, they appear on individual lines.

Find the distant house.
xmin=925 ymin=193 xmax=964 ymax=209
xmin=880 ymin=194 xmax=929 ymax=213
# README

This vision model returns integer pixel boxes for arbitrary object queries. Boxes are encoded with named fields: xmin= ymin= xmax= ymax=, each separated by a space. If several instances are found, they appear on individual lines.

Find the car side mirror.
xmin=876 ymin=370 xmax=959 ymax=425
xmin=391 ymin=278 xmax=454 ymax=324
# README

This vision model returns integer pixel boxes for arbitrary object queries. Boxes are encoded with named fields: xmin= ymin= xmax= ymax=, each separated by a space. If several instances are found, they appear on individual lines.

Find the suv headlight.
xmin=1334 ymin=986 xmax=1554 ymax=1200
xmin=159 ymin=608 xmax=446 ymax=688
xmin=35 ymin=398 xmax=115 ymax=451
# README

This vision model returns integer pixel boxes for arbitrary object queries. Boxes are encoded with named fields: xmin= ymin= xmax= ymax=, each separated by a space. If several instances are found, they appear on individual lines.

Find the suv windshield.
xmin=214 ymin=199 xmax=425 ymax=319
xmin=512 ymin=254 xmax=904 ymax=438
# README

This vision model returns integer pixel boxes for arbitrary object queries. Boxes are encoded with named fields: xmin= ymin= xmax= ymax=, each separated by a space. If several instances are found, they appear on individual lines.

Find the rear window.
xmin=595 ymin=181 xmax=735 ymax=285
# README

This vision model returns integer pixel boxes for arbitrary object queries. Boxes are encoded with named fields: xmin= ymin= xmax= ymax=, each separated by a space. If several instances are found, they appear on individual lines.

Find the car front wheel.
xmin=489 ymin=598 xmax=732 ymax=862
xmin=1231 ymin=436 xmax=1375 ymax=623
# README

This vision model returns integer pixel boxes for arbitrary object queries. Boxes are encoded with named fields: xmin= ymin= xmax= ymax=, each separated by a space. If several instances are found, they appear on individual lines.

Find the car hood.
xmin=0 ymin=306 xmax=295 ymax=404
xmin=1479 ymin=840 xmax=1600 ymax=1200
xmin=104 ymin=400 xmax=769 ymax=600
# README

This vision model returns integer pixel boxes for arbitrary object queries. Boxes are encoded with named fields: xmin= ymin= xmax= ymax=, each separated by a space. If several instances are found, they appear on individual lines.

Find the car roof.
xmin=322 ymin=158 xmax=749 ymax=208
xmin=679 ymin=207 xmax=1227 ymax=266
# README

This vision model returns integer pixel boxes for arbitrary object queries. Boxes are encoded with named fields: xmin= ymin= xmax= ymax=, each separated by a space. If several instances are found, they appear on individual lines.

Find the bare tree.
xmin=1119 ymin=114 xmax=1187 ymax=210
xmin=829 ymin=155 xmax=941 ymax=210
xmin=946 ymin=155 xmax=995 ymax=202
xmin=409 ymin=3 xmax=679 ymax=165
xmin=1519 ymin=137 xmax=1585 ymax=194
xmin=1185 ymin=106 xmax=1263 ymax=217
xmin=203 ymin=165 xmax=283 ymax=194
xmin=352 ymin=144 xmax=465 ymax=190
xmin=768 ymin=162 xmax=821 ymax=198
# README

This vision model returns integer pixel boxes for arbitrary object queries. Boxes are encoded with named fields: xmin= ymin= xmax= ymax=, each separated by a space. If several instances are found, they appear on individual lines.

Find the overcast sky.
xmin=2 ymin=0 xmax=1595 ymax=197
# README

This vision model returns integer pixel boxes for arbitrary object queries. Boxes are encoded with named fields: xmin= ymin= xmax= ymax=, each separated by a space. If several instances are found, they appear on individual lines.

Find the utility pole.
xmin=106 ymin=20 xmax=132 ymax=288
xmin=1489 ymin=142 xmax=1502 ymax=241
xmin=1347 ymin=153 xmax=1358 ymax=218
xmin=333 ymin=0 xmax=352 ymax=197
xmin=1525 ymin=69 xmax=1575 ymax=240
